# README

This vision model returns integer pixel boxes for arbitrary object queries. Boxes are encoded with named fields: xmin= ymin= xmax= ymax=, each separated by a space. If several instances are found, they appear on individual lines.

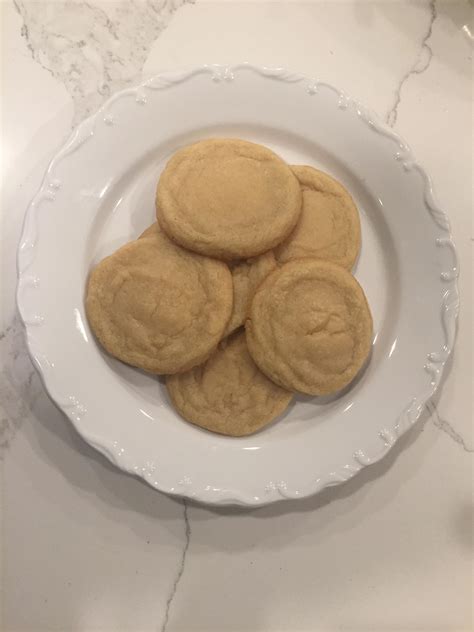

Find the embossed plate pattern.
xmin=17 ymin=64 xmax=459 ymax=506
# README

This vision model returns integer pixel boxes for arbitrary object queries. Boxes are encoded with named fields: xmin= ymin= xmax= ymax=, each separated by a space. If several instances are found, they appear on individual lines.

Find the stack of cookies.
xmin=86 ymin=139 xmax=373 ymax=436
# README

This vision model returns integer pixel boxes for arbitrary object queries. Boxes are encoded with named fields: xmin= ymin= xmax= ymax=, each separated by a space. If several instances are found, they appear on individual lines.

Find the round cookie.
xmin=275 ymin=166 xmax=361 ymax=270
xmin=224 ymin=251 xmax=277 ymax=337
xmin=245 ymin=259 xmax=372 ymax=395
xmin=156 ymin=138 xmax=302 ymax=260
xmin=166 ymin=331 xmax=293 ymax=436
xmin=86 ymin=226 xmax=233 ymax=374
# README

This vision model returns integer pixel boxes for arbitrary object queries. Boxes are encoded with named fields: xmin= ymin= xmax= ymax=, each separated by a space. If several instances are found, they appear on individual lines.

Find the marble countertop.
xmin=1 ymin=1 xmax=472 ymax=630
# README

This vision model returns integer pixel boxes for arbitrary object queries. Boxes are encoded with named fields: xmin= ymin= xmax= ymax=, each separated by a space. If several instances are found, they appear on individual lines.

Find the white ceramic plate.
xmin=17 ymin=64 xmax=459 ymax=506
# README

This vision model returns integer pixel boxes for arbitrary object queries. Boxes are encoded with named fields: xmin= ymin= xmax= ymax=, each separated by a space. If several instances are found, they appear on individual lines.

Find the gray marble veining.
xmin=386 ymin=0 xmax=437 ymax=127
xmin=13 ymin=0 xmax=194 ymax=124
xmin=427 ymin=401 xmax=474 ymax=453
xmin=161 ymin=501 xmax=191 ymax=632
xmin=0 ymin=315 xmax=44 ymax=458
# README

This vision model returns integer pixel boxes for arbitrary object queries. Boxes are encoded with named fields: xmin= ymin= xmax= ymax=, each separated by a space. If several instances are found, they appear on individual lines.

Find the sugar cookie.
xmin=156 ymin=138 xmax=302 ymax=259
xmin=246 ymin=259 xmax=372 ymax=395
xmin=86 ymin=227 xmax=233 ymax=374
xmin=166 ymin=331 xmax=293 ymax=436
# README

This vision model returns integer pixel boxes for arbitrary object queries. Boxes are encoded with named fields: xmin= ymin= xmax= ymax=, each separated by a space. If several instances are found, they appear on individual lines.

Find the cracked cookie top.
xmin=245 ymin=258 xmax=372 ymax=395
xmin=166 ymin=331 xmax=293 ymax=436
xmin=86 ymin=225 xmax=233 ymax=374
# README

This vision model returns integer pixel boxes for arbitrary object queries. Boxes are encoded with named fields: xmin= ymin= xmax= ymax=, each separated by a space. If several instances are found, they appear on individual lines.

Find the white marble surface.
xmin=1 ymin=1 xmax=473 ymax=630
